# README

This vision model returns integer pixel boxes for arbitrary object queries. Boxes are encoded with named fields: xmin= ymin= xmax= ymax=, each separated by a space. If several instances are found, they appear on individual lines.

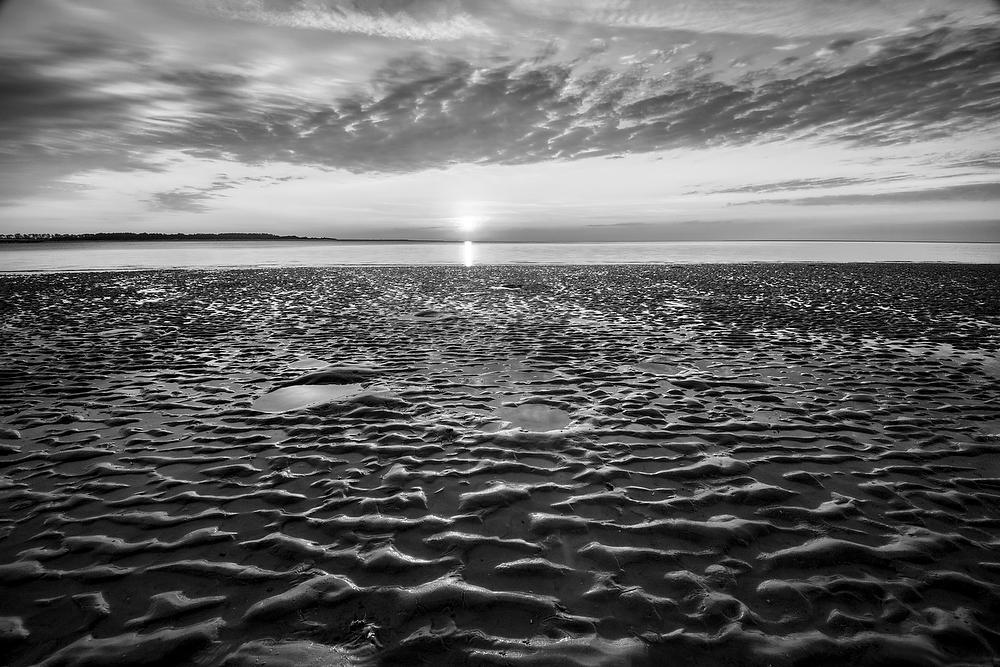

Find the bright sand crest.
xmin=1 ymin=265 xmax=999 ymax=665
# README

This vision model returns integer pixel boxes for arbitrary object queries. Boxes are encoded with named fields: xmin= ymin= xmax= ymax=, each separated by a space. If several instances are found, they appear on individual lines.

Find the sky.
xmin=1 ymin=0 xmax=998 ymax=241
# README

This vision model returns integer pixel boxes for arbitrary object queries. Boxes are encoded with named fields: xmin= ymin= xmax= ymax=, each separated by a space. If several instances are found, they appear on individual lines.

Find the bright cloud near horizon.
xmin=1 ymin=0 xmax=998 ymax=241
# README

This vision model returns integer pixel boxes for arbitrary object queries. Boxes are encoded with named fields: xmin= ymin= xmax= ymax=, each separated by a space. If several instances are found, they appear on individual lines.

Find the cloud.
xmin=149 ymin=189 xmax=214 ymax=212
xmin=739 ymin=182 xmax=1000 ymax=206
xmin=3 ymin=19 xmax=998 ymax=182
xmin=146 ymin=169 xmax=309 ymax=212
xmin=191 ymin=0 xmax=495 ymax=40
xmin=507 ymin=0 xmax=1000 ymax=37
xmin=0 ymin=0 xmax=997 ymax=228
xmin=705 ymin=177 xmax=873 ymax=195
xmin=146 ymin=22 xmax=997 ymax=173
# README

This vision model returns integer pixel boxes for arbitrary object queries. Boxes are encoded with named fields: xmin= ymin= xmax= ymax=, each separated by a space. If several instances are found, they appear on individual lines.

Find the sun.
xmin=452 ymin=201 xmax=486 ymax=238
xmin=456 ymin=215 xmax=480 ymax=235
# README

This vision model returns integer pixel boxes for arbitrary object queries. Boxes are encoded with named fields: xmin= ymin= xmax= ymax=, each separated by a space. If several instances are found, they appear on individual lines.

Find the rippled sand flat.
xmin=1 ymin=265 xmax=999 ymax=666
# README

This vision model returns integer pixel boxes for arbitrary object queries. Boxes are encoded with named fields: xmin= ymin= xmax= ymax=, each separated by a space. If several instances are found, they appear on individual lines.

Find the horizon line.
xmin=1 ymin=233 xmax=998 ymax=244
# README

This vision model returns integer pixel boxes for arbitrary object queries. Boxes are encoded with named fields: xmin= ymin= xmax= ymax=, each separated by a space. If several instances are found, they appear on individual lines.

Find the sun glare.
xmin=456 ymin=215 xmax=480 ymax=235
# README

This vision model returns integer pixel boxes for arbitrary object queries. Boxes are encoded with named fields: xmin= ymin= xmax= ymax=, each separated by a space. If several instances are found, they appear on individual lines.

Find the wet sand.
xmin=1 ymin=264 xmax=999 ymax=666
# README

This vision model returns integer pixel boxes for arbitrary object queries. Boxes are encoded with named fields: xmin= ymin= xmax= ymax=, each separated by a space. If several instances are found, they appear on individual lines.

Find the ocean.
xmin=1 ymin=240 xmax=998 ymax=272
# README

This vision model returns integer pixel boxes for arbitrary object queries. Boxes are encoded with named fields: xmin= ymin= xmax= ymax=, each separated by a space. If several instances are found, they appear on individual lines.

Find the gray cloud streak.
xmin=738 ymin=182 xmax=1000 ymax=206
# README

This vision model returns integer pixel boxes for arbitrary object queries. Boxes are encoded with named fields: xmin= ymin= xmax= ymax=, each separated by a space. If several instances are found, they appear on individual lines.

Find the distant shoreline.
xmin=1 ymin=233 xmax=333 ymax=244
xmin=0 ymin=233 xmax=464 ymax=244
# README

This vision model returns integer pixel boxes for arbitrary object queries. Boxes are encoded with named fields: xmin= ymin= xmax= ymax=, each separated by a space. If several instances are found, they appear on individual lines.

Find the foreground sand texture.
xmin=1 ymin=265 xmax=999 ymax=666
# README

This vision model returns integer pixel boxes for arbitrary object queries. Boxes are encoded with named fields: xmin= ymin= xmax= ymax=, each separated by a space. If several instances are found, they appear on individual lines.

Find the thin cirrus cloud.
xmin=744 ymin=182 xmax=1000 ymax=206
xmin=0 ymin=0 xmax=998 ymax=239
xmin=508 ymin=0 xmax=999 ymax=36
xmin=198 ymin=0 xmax=999 ymax=39
xmin=195 ymin=0 xmax=496 ymax=41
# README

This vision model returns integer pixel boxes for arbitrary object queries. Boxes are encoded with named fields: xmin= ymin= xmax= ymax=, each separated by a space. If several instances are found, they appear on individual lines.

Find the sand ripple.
xmin=1 ymin=265 xmax=999 ymax=665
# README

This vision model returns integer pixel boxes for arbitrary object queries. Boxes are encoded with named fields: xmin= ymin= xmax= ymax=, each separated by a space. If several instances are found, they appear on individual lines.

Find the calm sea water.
xmin=1 ymin=241 xmax=998 ymax=272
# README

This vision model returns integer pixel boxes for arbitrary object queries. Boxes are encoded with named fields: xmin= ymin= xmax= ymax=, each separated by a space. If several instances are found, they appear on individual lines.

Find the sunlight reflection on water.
xmin=463 ymin=241 xmax=474 ymax=267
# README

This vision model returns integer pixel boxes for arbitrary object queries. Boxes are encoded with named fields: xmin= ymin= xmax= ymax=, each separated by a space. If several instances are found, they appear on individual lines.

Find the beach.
xmin=1 ymin=264 xmax=999 ymax=666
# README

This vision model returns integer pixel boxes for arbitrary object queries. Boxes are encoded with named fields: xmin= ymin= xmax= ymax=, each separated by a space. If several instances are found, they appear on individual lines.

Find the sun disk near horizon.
xmin=456 ymin=215 xmax=482 ymax=237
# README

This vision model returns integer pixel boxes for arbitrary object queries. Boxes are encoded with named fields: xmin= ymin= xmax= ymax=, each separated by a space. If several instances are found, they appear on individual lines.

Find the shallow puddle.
xmin=287 ymin=357 xmax=329 ymax=369
xmin=251 ymin=384 xmax=363 ymax=412
xmin=497 ymin=404 xmax=571 ymax=431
